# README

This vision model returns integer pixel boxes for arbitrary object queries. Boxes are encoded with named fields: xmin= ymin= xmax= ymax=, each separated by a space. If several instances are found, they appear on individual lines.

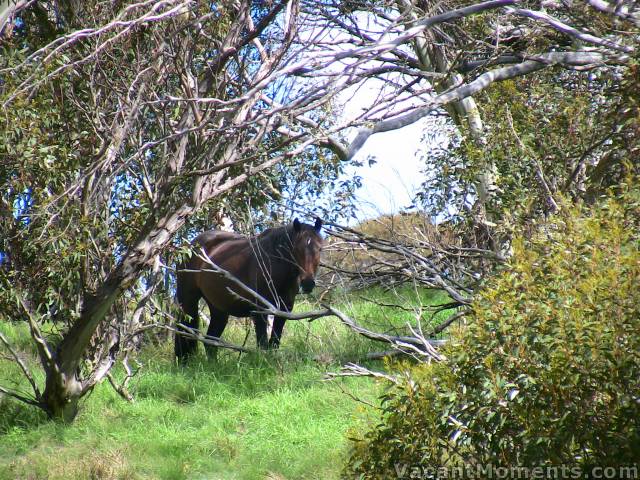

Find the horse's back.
xmin=177 ymin=230 xmax=245 ymax=299
xmin=188 ymin=229 xmax=258 ymax=315
xmin=194 ymin=229 xmax=244 ymax=250
xmin=192 ymin=229 xmax=251 ymax=269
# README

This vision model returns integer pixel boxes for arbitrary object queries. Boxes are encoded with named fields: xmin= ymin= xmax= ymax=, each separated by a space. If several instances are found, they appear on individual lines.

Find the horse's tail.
xmin=175 ymin=253 xmax=201 ymax=360
xmin=175 ymin=255 xmax=199 ymax=313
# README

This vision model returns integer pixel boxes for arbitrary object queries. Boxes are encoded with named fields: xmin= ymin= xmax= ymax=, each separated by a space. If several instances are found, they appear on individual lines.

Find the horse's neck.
xmin=252 ymin=230 xmax=296 ymax=278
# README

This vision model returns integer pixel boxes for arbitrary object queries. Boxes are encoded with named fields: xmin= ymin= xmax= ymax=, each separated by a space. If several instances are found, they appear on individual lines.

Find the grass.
xmin=0 ymin=287 xmax=455 ymax=480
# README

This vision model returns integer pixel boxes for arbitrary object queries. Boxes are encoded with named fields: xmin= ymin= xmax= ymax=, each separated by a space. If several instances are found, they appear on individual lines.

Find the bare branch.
xmin=346 ymin=51 xmax=610 ymax=159
xmin=0 ymin=331 xmax=41 ymax=400
xmin=325 ymin=305 xmax=446 ymax=361
xmin=586 ymin=0 xmax=640 ymax=25
xmin=325 ymin=363 xmax=400 ymax=384
xmin=106 ymin=354 xmax=140 ymax=402
xmin=506 ymin=7 xmax=634 ymax=53
xmin=0 ymin=384 xmax=42 ymax=407
xmin=171 ymin=323 xmax=251 ymax=353
xmin=431 ymin=311 xmax=468 ymax=336
xmin=14 ymin=293 xmax=58 ymax=377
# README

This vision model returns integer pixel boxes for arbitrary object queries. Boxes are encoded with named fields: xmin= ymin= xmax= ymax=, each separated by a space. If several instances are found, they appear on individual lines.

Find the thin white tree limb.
xmin=586 ymin=0 xmax=640 ymax=25
xmin=324 ymin=363 xmax=400 ymax=384
xmin=507 ymin=7 xmax=634 ymax=53
xmin=346 ymin=51 xmax=610 ymax=160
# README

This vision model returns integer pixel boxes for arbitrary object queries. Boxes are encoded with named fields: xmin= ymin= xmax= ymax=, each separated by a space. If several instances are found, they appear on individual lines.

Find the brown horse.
xmin=175 ymin=218 xmax=323 ymax=360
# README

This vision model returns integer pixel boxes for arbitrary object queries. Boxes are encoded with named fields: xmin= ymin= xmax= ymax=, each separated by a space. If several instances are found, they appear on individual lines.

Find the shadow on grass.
xmin=132 ymin=345 xmax=372 ymax=405
xmin=0 ymin=396 xmax=49 ymax=434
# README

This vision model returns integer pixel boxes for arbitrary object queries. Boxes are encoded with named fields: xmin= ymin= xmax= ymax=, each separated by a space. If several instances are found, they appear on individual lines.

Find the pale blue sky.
xmin=347 ymin=120 xmax=429 ymax=220
xmin=338 ymin=78 xmax=436 ymax=221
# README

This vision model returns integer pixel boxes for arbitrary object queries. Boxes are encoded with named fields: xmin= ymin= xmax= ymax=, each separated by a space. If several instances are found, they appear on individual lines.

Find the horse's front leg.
xmin=175 ymin=289 xmax=201 ymax=362
xmin=269 ymin=316 xmax=286 ymax=349
xmin=253 ymin=314 xmax=269 ymax=349
xmin=205 ymin=302 xmax=229 ymax=359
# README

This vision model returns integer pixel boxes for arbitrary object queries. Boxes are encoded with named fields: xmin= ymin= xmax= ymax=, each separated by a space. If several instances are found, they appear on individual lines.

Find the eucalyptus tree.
xmin=302 ymin=0 xmax=638 ymax=233
xmin=0 ymin=0 xmax=350 ymax=421
xmin=0 ymin=0 xmax=637 ymax=422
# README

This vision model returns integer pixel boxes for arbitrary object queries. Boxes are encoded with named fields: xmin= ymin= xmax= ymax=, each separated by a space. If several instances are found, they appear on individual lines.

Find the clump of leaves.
xmin=345 ymin=183 xmax=640 ymax=477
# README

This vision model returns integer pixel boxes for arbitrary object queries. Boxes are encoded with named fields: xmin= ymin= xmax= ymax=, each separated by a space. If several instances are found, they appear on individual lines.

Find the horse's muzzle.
xmin=300 ymin=278 xmax=316 ymax=294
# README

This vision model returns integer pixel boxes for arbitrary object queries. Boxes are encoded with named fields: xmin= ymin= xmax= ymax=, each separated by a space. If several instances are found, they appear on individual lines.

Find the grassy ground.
xmin=0 ymin=288 xmax=453 ymax=480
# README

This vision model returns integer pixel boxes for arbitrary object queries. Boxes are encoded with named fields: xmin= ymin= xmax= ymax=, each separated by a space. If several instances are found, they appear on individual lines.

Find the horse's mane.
xmin=253 ymin=224 xmax=294 ymax=251
xmin=253 ymin=222 xmax=317 ymax=253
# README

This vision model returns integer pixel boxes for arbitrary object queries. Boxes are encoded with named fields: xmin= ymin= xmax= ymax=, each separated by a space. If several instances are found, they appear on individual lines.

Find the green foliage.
xmin=473 ymin=69 xmax=638 ymax=216
xmin=0 ymin=47 xmax=90 ymax=321
xmin=345 ymin=184 xmax=640 ymax=477
xmin=419 ymin=55 xmax=640 ymax=229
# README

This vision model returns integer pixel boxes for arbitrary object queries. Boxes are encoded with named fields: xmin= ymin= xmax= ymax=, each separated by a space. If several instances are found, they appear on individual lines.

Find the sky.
xmin=346 ymin=120 xmax=429 ymax=220
xmin=338 ymin=79 xmax=438 ymax=222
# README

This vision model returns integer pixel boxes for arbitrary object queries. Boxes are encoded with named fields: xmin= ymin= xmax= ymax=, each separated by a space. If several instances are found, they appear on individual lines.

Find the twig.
xmin=0 ymin=384 xmax=42 ymax=407
xmin=106 ymin=353 xmax=139 ymax=402
xmin=172 ymin=323 xmax=250 ymax=353
xmin=325 ymin=362 xmax=400 ymax=384
xmin=505 ymin=108 xmax=559 ymax=213
xmin=330 ymin=379 xmax=378 ymax=409
xmin=0 ymin=331 xmax=41 ymax=400
xmin=14 ymin=294 xmax=59 ymax=378
xmin=430 ymin=310 xmax=468 ymax=336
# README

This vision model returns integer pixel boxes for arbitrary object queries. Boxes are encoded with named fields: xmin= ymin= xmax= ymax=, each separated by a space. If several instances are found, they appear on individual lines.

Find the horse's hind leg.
xmin=175 ymin=285 xmax=201 ymax=362
xmin=204 ymin=302 xmax=229 ymax=359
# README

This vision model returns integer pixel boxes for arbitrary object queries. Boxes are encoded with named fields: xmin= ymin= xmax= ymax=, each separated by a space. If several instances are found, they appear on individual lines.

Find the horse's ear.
xmin=314 ymin=218 xmax=323 ymax=232
xmin=293 ymin=218 xmax=301 ymax=232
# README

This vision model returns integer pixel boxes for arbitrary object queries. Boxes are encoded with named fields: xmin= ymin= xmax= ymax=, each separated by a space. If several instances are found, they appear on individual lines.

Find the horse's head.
xmin=292 ymin=217 xmax=323 ymax=294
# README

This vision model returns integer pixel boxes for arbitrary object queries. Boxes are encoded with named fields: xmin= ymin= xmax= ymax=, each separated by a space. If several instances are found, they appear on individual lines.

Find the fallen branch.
xmin=171 ymin=322 xmax=250 ymax=353
xmin=324 ymin=363 xmax=400 ymax=384
xmin=133 ymin=320 xmax=252 ymax=354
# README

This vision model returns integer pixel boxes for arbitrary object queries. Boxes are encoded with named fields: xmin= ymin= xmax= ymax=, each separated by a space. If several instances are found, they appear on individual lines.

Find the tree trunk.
xmin=42 ymin=370 xmax=83 ymax=422
xmin=397 ymin=0 xmax=497 ymax=222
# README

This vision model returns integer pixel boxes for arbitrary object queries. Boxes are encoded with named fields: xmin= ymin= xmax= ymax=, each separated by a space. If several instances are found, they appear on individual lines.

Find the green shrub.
xmin=345 ymin=185 xmax=640 ymax=478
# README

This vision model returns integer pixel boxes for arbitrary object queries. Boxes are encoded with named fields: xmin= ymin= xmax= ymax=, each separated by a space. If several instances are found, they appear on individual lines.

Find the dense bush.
xmin=345 ymin=184 xmax=640 ymax=478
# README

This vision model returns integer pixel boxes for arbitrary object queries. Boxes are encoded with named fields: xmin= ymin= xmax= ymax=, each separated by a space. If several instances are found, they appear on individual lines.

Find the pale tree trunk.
xmin=37 ymin=73 xmax=266 ymax=418
xmin=16 ymin=0 xmax=291 ymax=419
xmin=397 ymin=0 xmax=498 ymax=226
xmin=39 ymin=169 xmax=231 ymax=419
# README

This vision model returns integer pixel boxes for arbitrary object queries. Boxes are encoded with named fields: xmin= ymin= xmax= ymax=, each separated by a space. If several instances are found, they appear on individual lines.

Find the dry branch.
xmin=324 ymin=363 xmax=400 ymax=384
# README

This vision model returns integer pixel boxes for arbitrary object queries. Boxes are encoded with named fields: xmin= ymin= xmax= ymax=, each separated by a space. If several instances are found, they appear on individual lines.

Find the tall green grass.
xmin=0 ymin=287 xmax=455 ymax=479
